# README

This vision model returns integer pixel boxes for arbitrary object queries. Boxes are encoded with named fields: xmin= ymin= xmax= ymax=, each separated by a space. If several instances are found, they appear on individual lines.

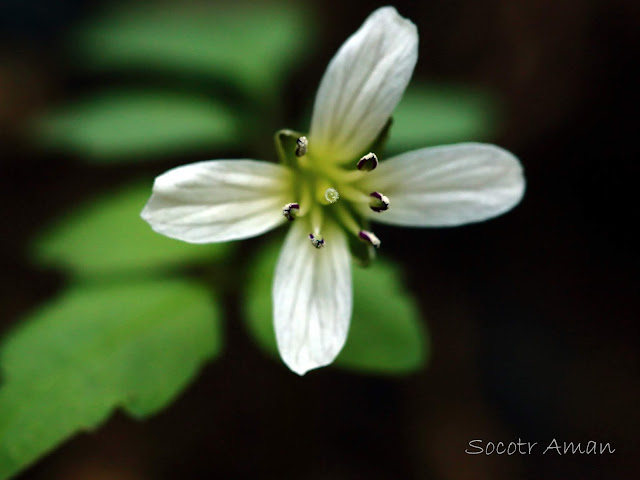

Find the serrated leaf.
xmin=72 ymin=2 xmax=315 ymax=96
xmin=31 ymin=183 xmax=231 ymax=278
xmin=0 ymin=280 xmax=221 ymax=479
xmin=386 ymin=83 xmax=502 ymax=152
xmin=31 ymin=90 xmax=239 ymax=162
xmin=243 ymin=242 xmax=428 ymax=374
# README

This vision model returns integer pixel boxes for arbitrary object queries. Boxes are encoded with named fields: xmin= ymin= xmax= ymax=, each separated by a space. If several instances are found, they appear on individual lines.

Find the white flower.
xmin=141 ymin=7 xmax=525 ymax=375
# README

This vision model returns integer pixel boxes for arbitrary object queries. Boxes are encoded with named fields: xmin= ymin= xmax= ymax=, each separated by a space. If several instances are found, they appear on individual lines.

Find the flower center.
xmin=282 ymin=137 xmax=389 ymax=249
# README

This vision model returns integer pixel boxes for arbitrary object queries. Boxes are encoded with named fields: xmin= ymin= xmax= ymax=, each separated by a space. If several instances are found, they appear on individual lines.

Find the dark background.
xmin=1 ymin=0 xmax=638 ymax=479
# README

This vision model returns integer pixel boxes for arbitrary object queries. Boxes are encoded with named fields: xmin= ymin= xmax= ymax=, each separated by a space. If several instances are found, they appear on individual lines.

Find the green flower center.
xmin=276 ymin=131 xmax=387 ymax=252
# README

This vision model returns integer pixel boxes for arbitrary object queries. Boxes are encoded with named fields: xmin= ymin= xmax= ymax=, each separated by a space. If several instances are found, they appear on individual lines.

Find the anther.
xmin=357 ymin=152 xmax=378 ymax=171
xmin=295 ymin=136 xmax=308 ymax=157
xmin=324 ymin=188 xmax=340 ymax=204
xmin=309 ymin=233 xmax=325 ymax=248
xmin=358 ymin=230 xmax=381 ymax=248
xmin=282 ymin=202 xmax=300 ymax=221
xmin=369 ymin=191 xmax=389 ymax=212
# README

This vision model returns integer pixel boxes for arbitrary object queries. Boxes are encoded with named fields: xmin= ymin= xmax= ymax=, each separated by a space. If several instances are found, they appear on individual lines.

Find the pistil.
xmin=324 ymin=188 xmax=340 ymax=204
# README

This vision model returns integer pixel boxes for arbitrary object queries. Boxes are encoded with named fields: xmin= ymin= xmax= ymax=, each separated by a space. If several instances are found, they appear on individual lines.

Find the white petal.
xmin=309 ymin=7 xmax=418 ymax=164
xmin=273 ymin=219 xmax=352 ymax=375
xmin=358 ymin=143 xmax=525 ymax=226
xmin=141 ymin=160 xmax=293 ymax=243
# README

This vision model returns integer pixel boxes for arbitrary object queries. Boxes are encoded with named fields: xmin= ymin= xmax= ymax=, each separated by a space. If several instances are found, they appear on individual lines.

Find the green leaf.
xmin=243 ymin=243 xmax=279 ymax=354
xmin=386 ymin=83 xmax=502 ymax=152
xmin=243 ymin=242 xmax=428 ymax=374
xmin=338 ymin=256 xmax=428 ymax=373
xmin=72 ymin=2 xmax=315 ymax=96
xmin=31 ymin=90 xmax=239 ymax=162
xmin=0 ymin=280 xmax=221 ymax=479
xmin=31 ymin=183 xmax=231 ymax=278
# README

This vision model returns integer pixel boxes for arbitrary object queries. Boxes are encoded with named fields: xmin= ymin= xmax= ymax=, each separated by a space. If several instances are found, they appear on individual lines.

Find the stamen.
xmin=282 ymin=202 xmax=300 ymax=221
xmin=357 ymin=152 xmax=378 ymax=171
xmin=310 ymin=206 xmax=324 ymax=236
xmin=334 ymin=183 xmax=370 ymax=204
xmin=324 ymin=188 xmax=340 ymax=204
xmin=308 ymin=233 xmax=325 ymax=248
xmin=369 ymin=191 xmax=390 ymax=212
xmin=358 ymin=230 xmax=381 ymax=248
xmin=334 ymin=205 xmax=361 ymax=235
xmin=295 ymin=136 xmax=308 ymax=157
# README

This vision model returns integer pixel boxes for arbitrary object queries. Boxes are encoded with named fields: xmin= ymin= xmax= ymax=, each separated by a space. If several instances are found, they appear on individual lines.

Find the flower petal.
xmin=273 ymin=219 xmax=352 ymax=375
xmin=141 ymin=160 xmax=292 ymax=243
xmin=309 ymin=7 xmax=418 ymax=163
xmin=358 ymin=143 xmax=525 ymax=226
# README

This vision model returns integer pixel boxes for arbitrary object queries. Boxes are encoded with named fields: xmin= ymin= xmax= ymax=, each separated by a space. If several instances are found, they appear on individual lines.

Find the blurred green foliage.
xmin=0 ymin=280 xmax=221 ymax=478
xmin=32 ymin=91 xmax=240 ymax=162
xmin=244 ymin=242 xmax=429 ymax=374
xmin=31 ymin=183 xmax=231 ymax=278
xmin=387 ymin=83 xmax=501 ymax=152
xmin=30 ymin=2 xmax=316 ymax=162
xmin=71 ymin=2 xmax=314 ymax=96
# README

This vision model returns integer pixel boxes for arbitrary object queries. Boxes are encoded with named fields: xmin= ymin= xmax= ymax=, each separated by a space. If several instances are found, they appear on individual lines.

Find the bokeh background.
xmin=1 ymin=0 xmax=638 ymax=479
